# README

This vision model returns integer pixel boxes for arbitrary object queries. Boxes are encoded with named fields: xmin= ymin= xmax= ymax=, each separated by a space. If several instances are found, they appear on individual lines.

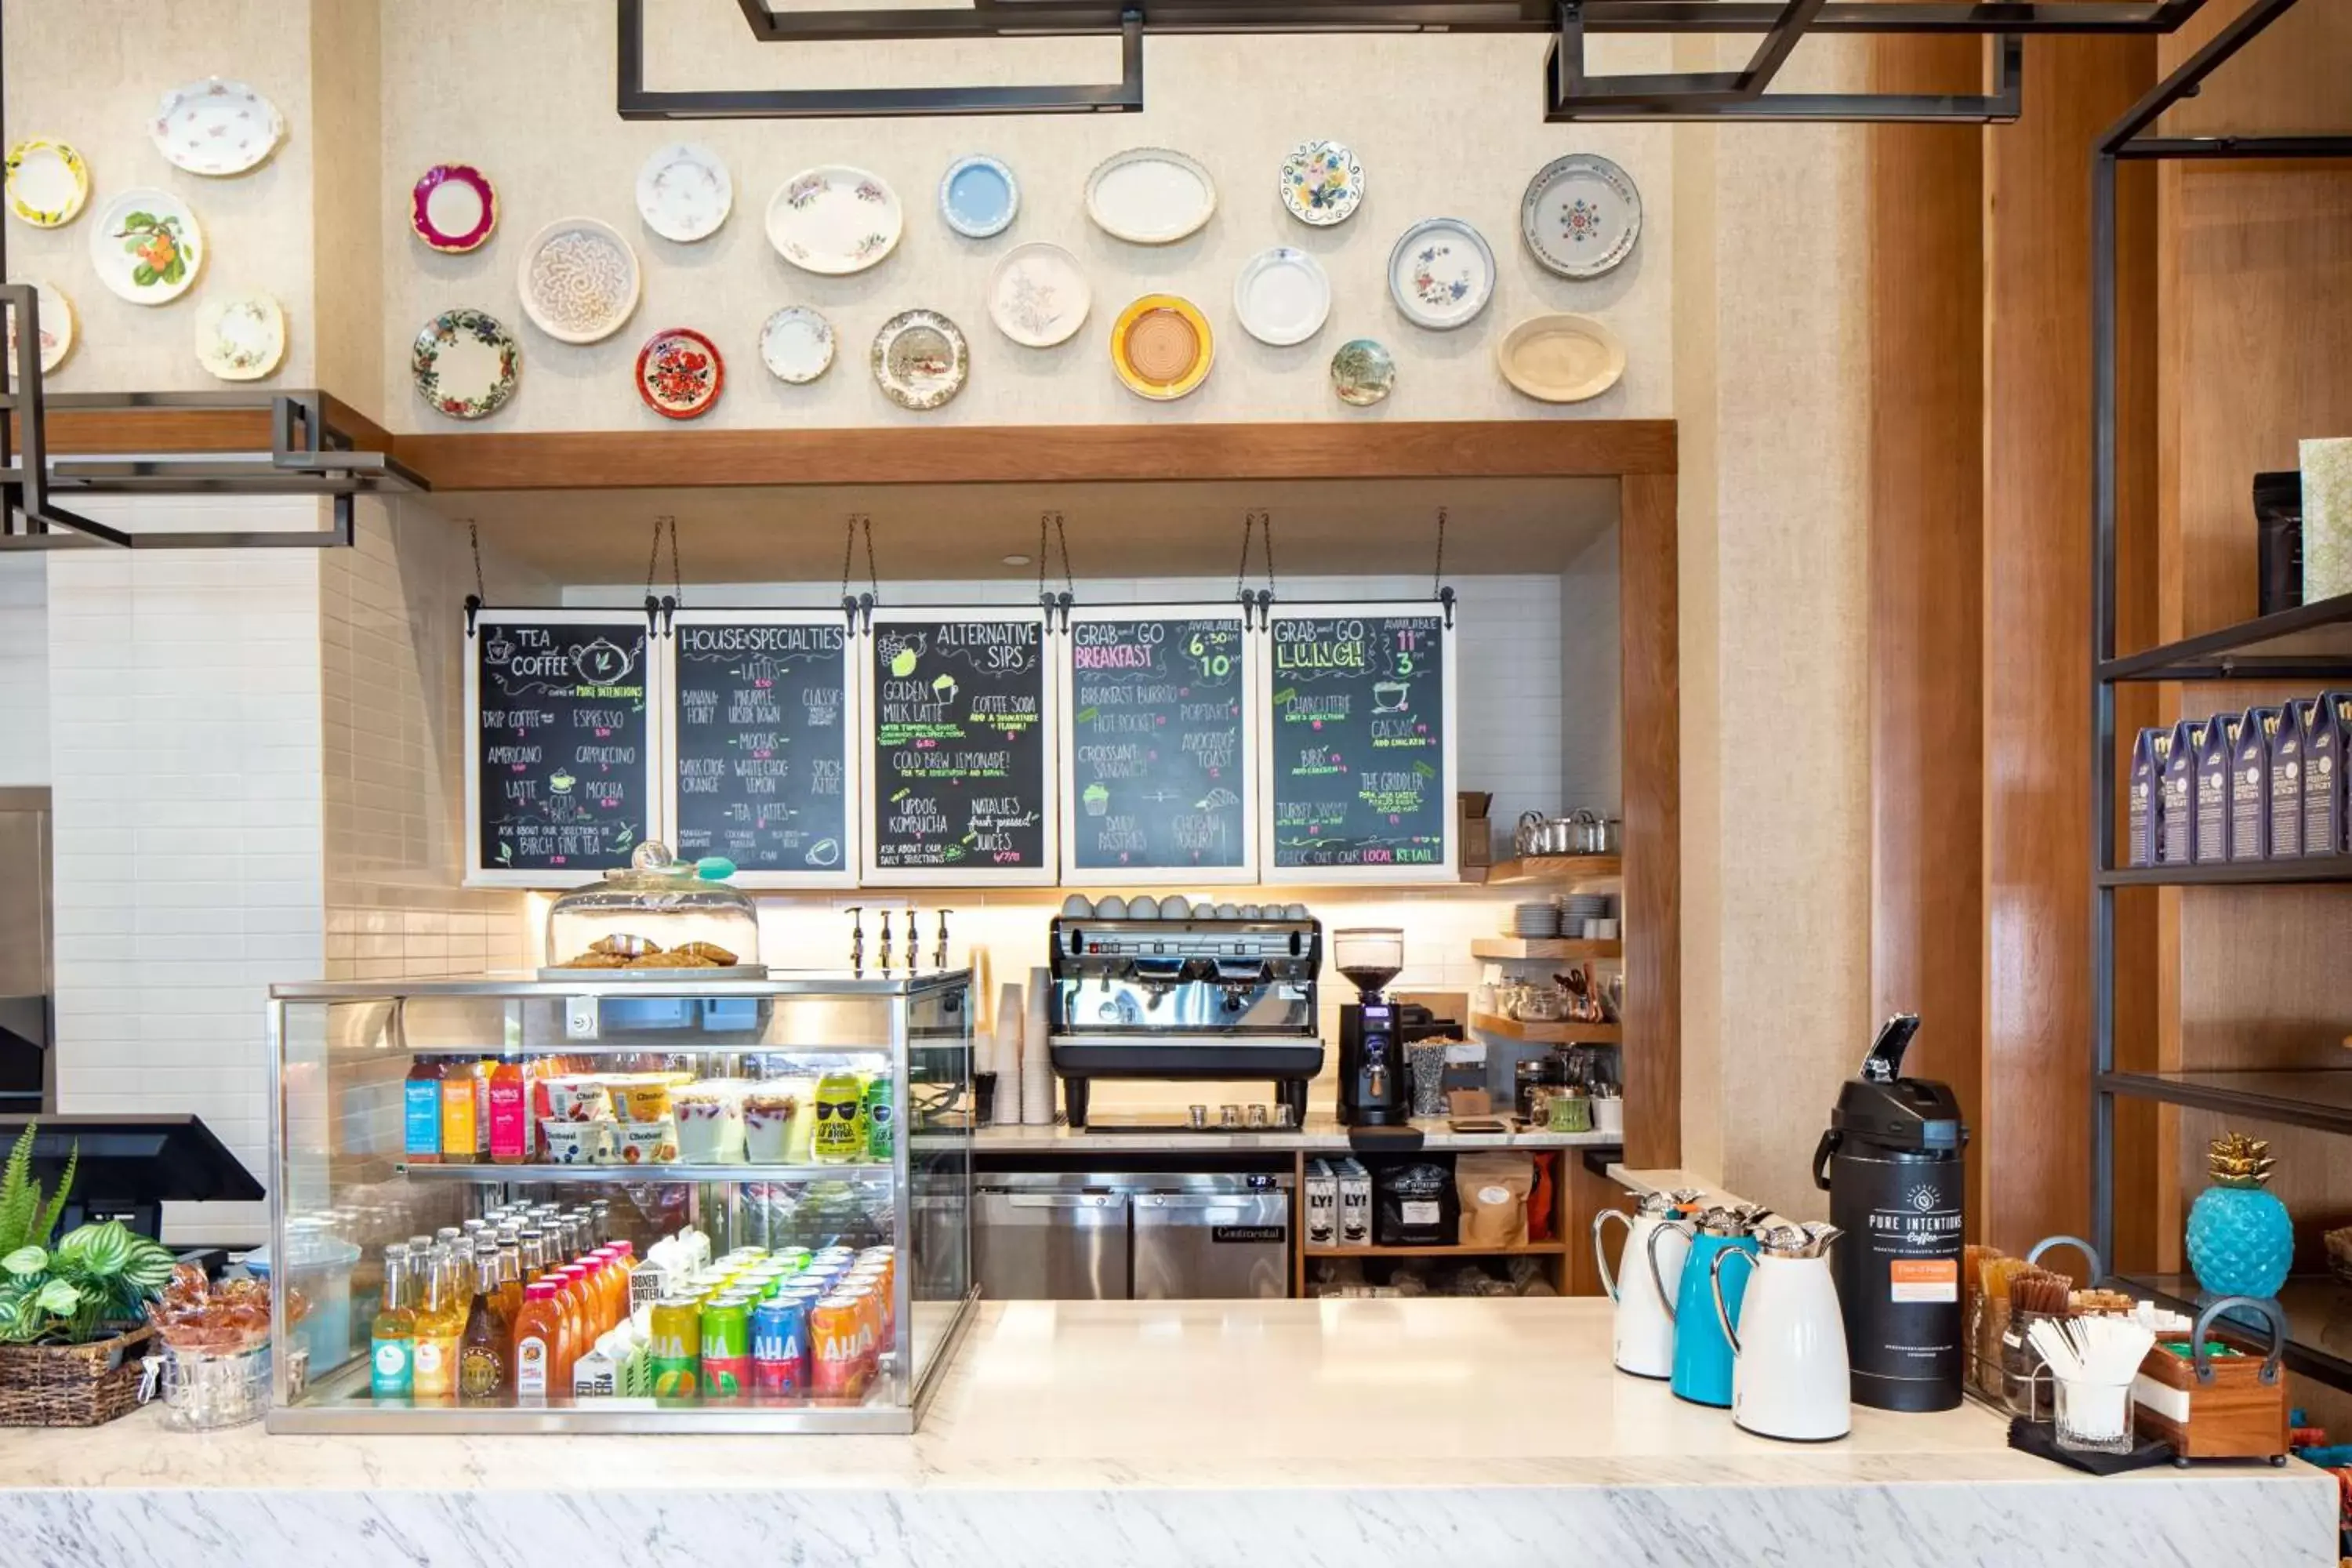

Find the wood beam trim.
xmin=1620 ymin=470 xmax=1681 ymax=1171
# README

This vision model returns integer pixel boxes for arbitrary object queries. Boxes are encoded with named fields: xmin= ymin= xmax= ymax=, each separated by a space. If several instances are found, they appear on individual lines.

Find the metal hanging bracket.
xmin=1235 ymin=509 xmax=1277 ymax=629
xmin=1037 ymin=510 xmax=1076 ymax=632
xmin=643 ymin=514 xmax=682 ymax=637
xmin=840 ymin=513 xmax=879 ymax=633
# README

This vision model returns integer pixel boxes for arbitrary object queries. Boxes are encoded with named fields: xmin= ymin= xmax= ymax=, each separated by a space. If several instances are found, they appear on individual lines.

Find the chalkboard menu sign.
xmin=862 ymin=611 xmax=1057 ymax=883
xmin=1062 ymin=607 xmax=1258 ymax=881
xmin=1265 ymin=604 xmax=1455 ymax=878
xmin=666 ymin=613 xmax=857 ymax=884
xmin=467 ymin=612 xmax=657 ymax=884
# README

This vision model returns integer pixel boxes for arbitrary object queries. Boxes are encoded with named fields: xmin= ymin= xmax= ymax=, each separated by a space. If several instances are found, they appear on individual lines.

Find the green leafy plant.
xmin=0 ymin=1123 xmax=175 ymax=1345
xmin=0 ymin=1120 xmax=74 ymax=1257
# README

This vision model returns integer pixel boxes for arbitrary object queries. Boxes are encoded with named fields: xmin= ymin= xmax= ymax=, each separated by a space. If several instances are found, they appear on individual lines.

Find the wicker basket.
xmin=0 ymin=1325 xmax=152 ymax=1428
xmin=2326 ymin=1225 xmax=2352 ymax=1288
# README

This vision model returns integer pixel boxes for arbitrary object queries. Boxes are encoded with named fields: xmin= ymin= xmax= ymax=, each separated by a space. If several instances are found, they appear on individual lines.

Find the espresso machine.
xmin=1047 ymin=902 xmax=1323 ymax=1128
xmin=1335 ymin=927 xmax=1412 ymax=1126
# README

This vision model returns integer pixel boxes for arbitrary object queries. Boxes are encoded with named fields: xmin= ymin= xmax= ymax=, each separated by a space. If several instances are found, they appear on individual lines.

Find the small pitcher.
xmin=1592 ymin=1188 xmax=1704 ymax=1380
xmin=1656 ymin=1203 xmax=1769 ymax=1408
xmin=1711 ymin=1221 xmax=1850 ymax=1442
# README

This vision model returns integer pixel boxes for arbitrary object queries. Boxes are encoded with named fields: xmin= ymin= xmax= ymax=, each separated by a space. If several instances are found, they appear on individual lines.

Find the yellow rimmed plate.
xmin=1111 ymin=293 xmax=1213 ymax=401
xmin=5 ymin=139 xmax=89 ymax=228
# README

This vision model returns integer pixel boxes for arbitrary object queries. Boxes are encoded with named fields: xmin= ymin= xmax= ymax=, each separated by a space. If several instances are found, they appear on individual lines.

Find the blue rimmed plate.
xmin=1386 ymin=216 xmax=1495 ymax=332
xmin=940 ymin=154 xmax=1018 ymax=239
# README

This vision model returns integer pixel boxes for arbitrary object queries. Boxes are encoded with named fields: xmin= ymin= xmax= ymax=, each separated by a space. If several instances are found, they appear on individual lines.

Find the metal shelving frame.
xmin=2088 ymin=0 xmax=2352 ymax=1387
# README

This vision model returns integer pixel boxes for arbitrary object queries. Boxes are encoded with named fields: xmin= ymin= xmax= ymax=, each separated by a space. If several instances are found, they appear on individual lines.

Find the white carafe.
xmin=1711 ymin=1221 xmax=1852 ymax=1442
xmin=1592 ymin=1188 xmax=1703 ymax=1379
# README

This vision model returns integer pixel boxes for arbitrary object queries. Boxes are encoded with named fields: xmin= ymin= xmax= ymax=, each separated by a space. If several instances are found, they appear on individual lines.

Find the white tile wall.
xmin=0 ymin=556 xmax=49 ymax=786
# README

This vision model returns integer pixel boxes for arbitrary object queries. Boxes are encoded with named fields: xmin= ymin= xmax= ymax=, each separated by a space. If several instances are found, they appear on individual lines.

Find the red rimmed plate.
xmin=412 ymin=164 xmax=497 ymax=253
xmin=635 ymin=327 xmax=724 ymax=419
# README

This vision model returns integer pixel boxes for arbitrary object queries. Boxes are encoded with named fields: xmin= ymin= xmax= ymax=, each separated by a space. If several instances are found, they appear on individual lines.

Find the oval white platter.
xmin=5 ymin=279 xmax=73 ymax=379
xmin=939 ymin=154 xmax=1018 ymax=239
xmin=517 ymin=216 xmax=641 ymax=345
xmin=1520 ymin=153 xmax=1642 ymax=281
xmin=194 ymin=290 xmax=286 ymax=381
xmin=637 ymin=143 xmax=732 ymax=243
xmin=768 ymin=166 xmax=903 ymax=276
xmin=986 ymin=241 xmax=1090 ymax=349
xmin=1386 ymin=216 xmax=1494 ymax=332
xmin=1232 ymin=245 xmax=1330 ymax=347
xmin=1084 ymin=147 xmax=1216 ymax=245
xmin=1496 ymin=311 xmax=1625 ymax=403
xmin=151 ymin=78 xmax=285 ymax=176
xmin=88 ymin=189 xmax=204 ymax=305
xmin=760 ymin=305 xmax=836 ymax=385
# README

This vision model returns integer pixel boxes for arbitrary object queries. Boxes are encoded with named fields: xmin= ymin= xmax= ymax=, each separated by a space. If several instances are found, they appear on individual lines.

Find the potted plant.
xmin=0 ymin=1122 xmax=178 ymax=1426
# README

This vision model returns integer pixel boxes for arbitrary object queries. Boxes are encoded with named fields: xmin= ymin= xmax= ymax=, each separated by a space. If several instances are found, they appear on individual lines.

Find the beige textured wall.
xmin=375 ymin=0 xmax=1673 ymax=431
xmin=2 ymin=0 xmax=320 ymax=388
xmin=308 ymin=0 xmax=384 ymax=423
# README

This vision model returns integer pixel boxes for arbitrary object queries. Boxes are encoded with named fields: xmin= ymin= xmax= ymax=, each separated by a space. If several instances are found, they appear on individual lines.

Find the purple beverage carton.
xmin=2158 ymin=719 xmax=2200 ymax=866
xmin=2267 ymin=700 xmax=2305 ymax=859
xmin=2303 ymin=691 xmax=2350 ymax=857
xmin=2128 ymin=727 xmax=2167 ymax=869
xmin=2231 ymin=708 xmax=2278 ymax=861
xmin=2193 ymin=713 xmax=2238 ymax=865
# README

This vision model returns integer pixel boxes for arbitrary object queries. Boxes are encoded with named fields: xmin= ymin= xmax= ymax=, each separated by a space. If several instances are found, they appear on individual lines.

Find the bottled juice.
xmin=369 ymin=1243 xmax=417 ymax=1399
xmin=402 ymin=1059 xmax=442 ymax=1164
xmin=458 ymin=1243 xmax=513 ymax=1403
xmin=603 ymin=1248 xmax=633 ymax=1326
xmin=486 ymin=1055 xmax=528 ymax=1164
xmin=411 ymin=1246 xmax=466 ymax=1401
xmin=512 ymin=1279 xmax=563 ymax=1405
xmin=520 ymin=1227 xmax=549 ymax=1283
xmin=493 ymin=1230 xmax=525 ymax=1331
xmin=554 ymin=1265 xmax=590 ymax=1366
xmin=439 ymin=1057 xmax=484 ymax=1162
xmin=575 ymin=1255 xmax=608 ymax=1334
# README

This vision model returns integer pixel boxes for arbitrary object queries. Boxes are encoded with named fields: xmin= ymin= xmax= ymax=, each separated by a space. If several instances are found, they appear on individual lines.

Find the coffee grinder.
xmin=1335 ymin=927 xmax=1410 ymax=1126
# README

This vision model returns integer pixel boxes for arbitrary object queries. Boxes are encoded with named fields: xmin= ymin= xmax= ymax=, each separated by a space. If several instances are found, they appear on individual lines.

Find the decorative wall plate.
xmin=5 ymin=279 xmax=74 ymax=379
xmin=1084 ymin=148 xmax=1215 ymax=245
xmin=412 ymin=307 xmax=518 ymax=420
xmin=5 ymin=140 xmax=89 ymax=227
xmin=1331 ymin=338 xmax=1395 ymax=407
xmin=636 ymin=327 xmax=724 ymax=419
xmin=1232 ymin=245 xmax=1330 ymax=347
xmin=1386 ymin=216 xmax=1494 ymax=331
xmin=1497 ymin=311 xmax=1625 ymax=403
xmin=939 ymin=154 xmax=1018 ymax=239
xmin=517 ymin=216 xmax=641 ymax=344
xmin=637 ymin=143 xmax=731 ymax=243
xmin=759 ymin=305 xmax=835 ymax=385
xmin=767 ymin=166 xmax=902 ymax=275
xmin=986 ymin=241 xmax=1089 ymax=349
xmin=1520 ymin=153 xmax=1641 ymax=280
xmin=151 ymin=78 xmax=284 ymax=176
xmin=412 ymin=164 xmax=497 ymax=252
xmin=1111 ymin=294 xmax=1213 ymax=401
xmin=1279 ymin=140 xmax=1363 ymax=227
xmin=871 ymin=309 xmax=969 ymax=411
xmin=88 ymin=190 xmax=203 ymax=305
xmin=194 ymin=290 xmax=285 ymax=381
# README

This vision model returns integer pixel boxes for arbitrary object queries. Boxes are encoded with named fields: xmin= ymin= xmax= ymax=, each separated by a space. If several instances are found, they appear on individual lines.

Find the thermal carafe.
xmin=1592 ymin=1187 xmax=1704 ymax=1379
xmin=1810 ymin=1014 xmax=1969 ymax=1413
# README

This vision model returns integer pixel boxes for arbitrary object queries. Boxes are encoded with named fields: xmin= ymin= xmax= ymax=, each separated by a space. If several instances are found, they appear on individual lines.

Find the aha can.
xmin=751 ymin=1298 xmax=809 ymax=1400
xmin=700 ymin=1295 xmax=753 ymax=1402
xmin=809 ymin=1294 xmax=869 ymax=1400
xmin=648 ymin=1296 xmax=702 ymax=1400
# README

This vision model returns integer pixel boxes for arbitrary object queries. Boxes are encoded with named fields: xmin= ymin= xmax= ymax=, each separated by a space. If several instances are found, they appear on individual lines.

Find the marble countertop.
xmin=0 ymin=1299 xmax=2329 ymax=1567
xmin=976 ymin=1113 xmax=1619 ymax=1154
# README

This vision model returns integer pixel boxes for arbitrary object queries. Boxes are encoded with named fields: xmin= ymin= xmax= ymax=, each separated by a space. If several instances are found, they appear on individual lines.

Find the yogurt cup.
xmin=543 ymin=1117 xmax=608 ymax=1166
xmin=619 ymin=1117 xmax=679 ymax=1166
xmin=546 ymin=1078 xmax=612 ymax=1123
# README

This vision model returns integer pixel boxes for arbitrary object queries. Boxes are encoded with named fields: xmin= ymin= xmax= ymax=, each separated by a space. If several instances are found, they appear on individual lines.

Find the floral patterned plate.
xmin=637 ymin=326 xmax=724 ymax=419
xmin=87 ymin=190 xmax=203 ymax=305
xmin=986 ymin=241 xmax=1089 ymax=349
xmin=1497 ymin=311 xmax=1624 ymax=403
xmin=1330 ymin=338 xmax=1395 ymax=407
xmin=759 ymin=305 xmax=835 ymax=385
xmin=4 ymin=140 xmax=89 ymax=227
xmin=5 ymin=279 xmax=74 ymax=380
xmin=1279 ymin=140 xmax=1363 ymax=227
xmin=412 ymin=307 xmax=518 ymax=421
xmin=517 ymin=216 xmax=641 ymax=345
xmin=194 ymin=290 xmax=285 ymax=381
xmin=871 ymin=310 xmax=968 ymax=411
xmin=1111 ymin=294 xmax=1213 ymax=401
xmin=151 ymin=78 xmax=284 ymax=176
xmin=766 ymin=166 xmax=902 ymax=276
xmin=412 ymin=164 xmax=497 ymax=253
xmin=1520 ymin=153 xmax=1641 ymax=281
xmin=637 ymin=143 xmax=732 ymax=243
xmin=1385 ymin=216 xmax=1494 ymax=332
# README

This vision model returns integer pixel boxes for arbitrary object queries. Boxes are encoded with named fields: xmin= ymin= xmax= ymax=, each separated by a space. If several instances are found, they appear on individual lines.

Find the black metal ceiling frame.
xmin=618 ymin=0 xmax=2220 ymax=122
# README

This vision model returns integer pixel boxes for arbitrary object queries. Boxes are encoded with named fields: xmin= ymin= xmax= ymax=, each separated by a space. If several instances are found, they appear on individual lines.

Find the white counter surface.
xmin=975 ymin=1112 xmax=1617 ymax=1155
xmin=0 ymin=1299 xmax=2328 ymax=1567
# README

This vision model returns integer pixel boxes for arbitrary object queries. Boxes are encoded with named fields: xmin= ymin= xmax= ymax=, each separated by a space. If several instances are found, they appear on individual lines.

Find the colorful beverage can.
xmin=700 ymin=1296 xmax=753 ymax=1401
xmin=809 ymin=1293 xmax=869 ymax=1400
xmin=840 ymin=1283 xmax=882 ymax=1371
xmin=648 ymin=1296 xmax=702 ymax=1400
xmin=846 ymin=1268 xmax=896 ymax=1351
xmin=751 ymin=1298 xmax=809 ymax=1400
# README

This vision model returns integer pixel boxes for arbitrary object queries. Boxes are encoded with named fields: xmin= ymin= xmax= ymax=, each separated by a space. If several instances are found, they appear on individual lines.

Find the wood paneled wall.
xmin=1620 ymin=472 xmax=1682 ymax=1171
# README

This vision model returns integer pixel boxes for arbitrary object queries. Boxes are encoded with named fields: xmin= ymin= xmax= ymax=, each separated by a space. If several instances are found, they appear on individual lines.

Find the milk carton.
xmin=1305 ymin=1160 xmax=1338 ymax=1247
xmin=1338 ymin=1159 xmax=1372 ymax=1248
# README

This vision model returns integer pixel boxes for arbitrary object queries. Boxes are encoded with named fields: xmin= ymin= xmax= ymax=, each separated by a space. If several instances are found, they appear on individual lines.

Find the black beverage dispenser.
xmin=1811 ymin=1014 xmax=1969 ymax=1412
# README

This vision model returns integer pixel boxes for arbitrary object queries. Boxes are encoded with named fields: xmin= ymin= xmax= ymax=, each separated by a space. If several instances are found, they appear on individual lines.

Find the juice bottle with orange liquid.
xmin=411 ymin=1244 xmax=467 ymax=1401
xmin=512 ymin=1279 xmax=564 ymax=1405
xmin=554 ymin=1265 xmax=590 ymax=1367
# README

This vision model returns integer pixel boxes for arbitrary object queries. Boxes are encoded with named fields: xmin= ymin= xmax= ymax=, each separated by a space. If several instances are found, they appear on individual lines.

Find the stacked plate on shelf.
xmin=1563 ymin=894 xmax=1612 ymax=928
xmin=1509 ymin=902 xmax=1561 ymax=938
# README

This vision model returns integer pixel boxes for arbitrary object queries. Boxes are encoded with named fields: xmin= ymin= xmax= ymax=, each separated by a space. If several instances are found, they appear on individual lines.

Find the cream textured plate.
xmin=194 ymin=290 xmax=285 ymax=381
xmin=1232 ymin=246 xmax=1330 ymax=347
xmin=872 ymin=309 xmax=968 ymax=411
xmin=5 ymin=279 xmax=74 ymax=379
xmin=151 ymin=78 xmax=284 ymax=176
xmin=760 ymin=305 xmax=835 ymax=385
xmin=986 ymin=241 xmax=1089 ymax=349
xmin=5 ymin=140 xmax=89 ymax=227
xmin=1520 ymin=153 xmax=1642 ymax=281
xmin=517 ymin=217 xmax=641 ymax=344
xmin=1386 ymin=216 xmax=1494 ymax=332
xmin=767 ymin=166 xmax=902 ymax=276
xmin=1497 ymin=312 xmax=1625 ymax=403
xmin=1084 ymin=148 xmax=1216 ymax=245
xmin=637 ymin=143 xmax=732 ymax=243
xmin=1279 ymin=140 xmax=1363 ymax=227
xmin=88 ymin=189 xmax=203 ymax=305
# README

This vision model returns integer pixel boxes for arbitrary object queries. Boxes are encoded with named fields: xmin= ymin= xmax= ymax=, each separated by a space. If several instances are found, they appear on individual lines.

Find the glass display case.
xmin=263 ymin=971 xmax=975 ymax=1433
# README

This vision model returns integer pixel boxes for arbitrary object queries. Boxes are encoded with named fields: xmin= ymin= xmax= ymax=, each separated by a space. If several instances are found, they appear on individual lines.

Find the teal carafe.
xmin=1661 ymin=1205 xmax=1768 ymax=1407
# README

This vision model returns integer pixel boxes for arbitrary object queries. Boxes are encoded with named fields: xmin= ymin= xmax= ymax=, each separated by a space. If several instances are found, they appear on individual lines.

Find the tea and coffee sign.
xmin=1267 ymin=607 xmax=1455 ymax=877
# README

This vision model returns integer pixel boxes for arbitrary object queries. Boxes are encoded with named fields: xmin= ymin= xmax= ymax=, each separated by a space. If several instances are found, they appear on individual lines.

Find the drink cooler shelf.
xmin=397 ymin=1162 xmax=891 ymax=1183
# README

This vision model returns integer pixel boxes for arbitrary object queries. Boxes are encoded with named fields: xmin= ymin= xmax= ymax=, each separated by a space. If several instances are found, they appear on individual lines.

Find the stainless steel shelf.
xmin=385 ymin=1041 xmax=891 ymax=1057
xmin=273 ymin=968 xmax=970 ymax=1002
xmin=397 ymin=1161 xmax=891 ymax=1183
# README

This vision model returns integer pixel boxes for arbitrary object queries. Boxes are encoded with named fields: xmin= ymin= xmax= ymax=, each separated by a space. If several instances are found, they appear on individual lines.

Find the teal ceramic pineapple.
xmin=2185 ymin=1131 xmax=2292 ymax=1300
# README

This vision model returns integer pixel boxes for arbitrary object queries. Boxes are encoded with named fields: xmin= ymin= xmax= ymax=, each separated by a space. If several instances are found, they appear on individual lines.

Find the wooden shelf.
xmin=1303 ymin=1240 xmax=1569 ymax=1258
xmin=1472 ymin=855 xmax=1622 ymax=886
xmin=1472 ymin=1012 xmax=1621 ymax=1044
xmin=1470 ymin=938 xmax=1622 ymax=961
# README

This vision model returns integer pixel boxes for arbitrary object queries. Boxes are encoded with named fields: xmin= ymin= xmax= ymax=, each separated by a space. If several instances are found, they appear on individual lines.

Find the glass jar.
xmin=544 ymin=842 xmax=763 ymax=973
xmin=2053 ymin=1376 xmax=2136 ymax=1454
